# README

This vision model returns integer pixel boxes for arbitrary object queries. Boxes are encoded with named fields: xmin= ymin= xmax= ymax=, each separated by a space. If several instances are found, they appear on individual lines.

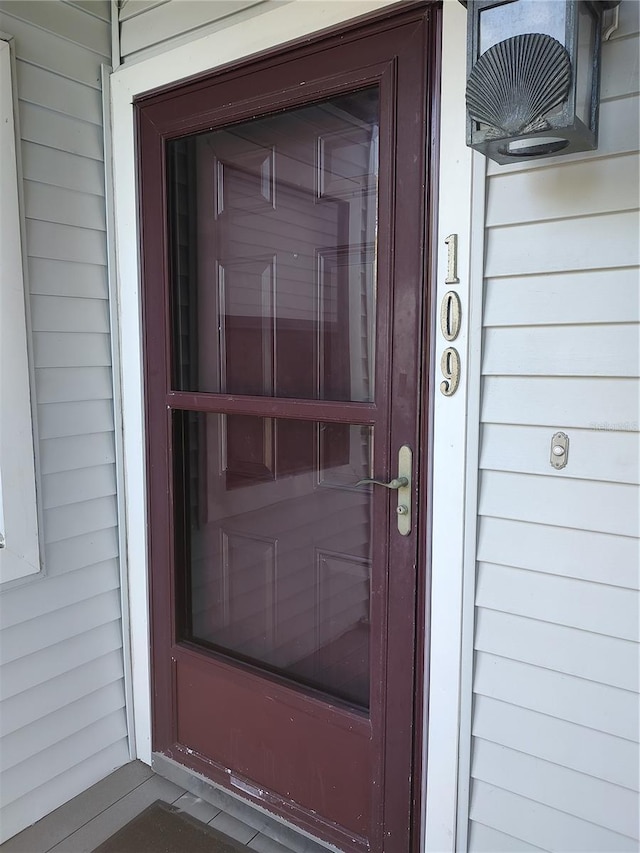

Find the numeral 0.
xmin=440 ymin=290 xmax=461 ymax=342
xmin=440 ymin=347 xmax=461 ymax=396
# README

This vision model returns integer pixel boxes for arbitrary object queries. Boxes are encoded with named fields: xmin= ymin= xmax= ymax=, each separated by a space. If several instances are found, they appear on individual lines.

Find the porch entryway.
xmin=0 ymin=761 xmax=335 ymax=853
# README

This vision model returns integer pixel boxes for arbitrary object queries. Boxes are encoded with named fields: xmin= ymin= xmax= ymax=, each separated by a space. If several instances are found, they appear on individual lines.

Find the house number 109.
xmin=440 ymin=235 xmax=462 ymax=396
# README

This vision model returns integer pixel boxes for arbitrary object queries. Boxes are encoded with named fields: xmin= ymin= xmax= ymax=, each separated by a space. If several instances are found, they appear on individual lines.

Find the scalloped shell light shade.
xmin=466 ymin=32 xmax=572 ymax=138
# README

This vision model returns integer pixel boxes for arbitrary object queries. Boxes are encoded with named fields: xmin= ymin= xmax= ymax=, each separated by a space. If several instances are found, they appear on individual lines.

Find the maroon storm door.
xmin=137 ymin=5 xmax=438 ymax=851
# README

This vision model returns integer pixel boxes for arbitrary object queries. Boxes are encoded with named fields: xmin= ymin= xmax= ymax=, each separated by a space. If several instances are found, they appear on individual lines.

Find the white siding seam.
xmin=480 ymin=421 xmax=639 ymax=433
xmin=474 ymin=560 xmax=640 ymax=593
xmin=0 ymin=579 xmax=119 ymax=627
xmin=472 ymin=641 xmax=639 ymax=690
xmin=20 ymin=136 xmax=106 ymax=165
xmin=468 ymin=819 xmax=547 ymax=852
xmin=20 ymin=98 xmax=104 ymax=130
xmin=1 ymin=690 xmax=127 ymax=772
xmin=0 ymin=649 xmax=124 ymax=713
xmin=118 ymin=0 xmax=170 ymax=24
xmin=62 ymin=0 xmax=111 ymax=24
xmin=486 ymin=145 xmax=640 ymax=180
xmin=476 ymin=559 xmax=640 ymax=594
xmin=486 ymin=208 xmax=640 ymax=230
xmin=26 ymin=225 xmax=109 ymax=245
xmin=474 ymin=603 xmax=640 ymax=643
xmin=0 ymin=10 xmax=110 ymax=61
xmin=20 ymin=145 xmax=107 ymax=195
xmin=478 ymin=468 xmax=640 ymax=488
xmin=479 ymin=261 xmax=640 ymax=279
xmin=1 ymin=714 xmax=129 ymax=809
xmin=481 ymin=371 xmax=639 ymax=380
xmin=469 ymin=774 xmax=640 ymax=837
xmin=11 ymin=52 xmax=103 ymax=92
xmin=483 ymin=319 xmax=640 ymax=330
xmin=472 ymin=700 xmax=640 ymax=748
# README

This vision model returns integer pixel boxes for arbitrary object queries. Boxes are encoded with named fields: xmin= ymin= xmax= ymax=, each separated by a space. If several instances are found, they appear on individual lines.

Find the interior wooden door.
xmin=137 ymin=6 xmax=438 ymax=851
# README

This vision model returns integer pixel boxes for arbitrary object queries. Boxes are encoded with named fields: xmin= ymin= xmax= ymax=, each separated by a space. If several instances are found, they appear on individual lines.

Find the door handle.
xmin=355 ymin=445 xmax=412 ymax=536
xmin=355 ymin=476 xmax=408 ymax=489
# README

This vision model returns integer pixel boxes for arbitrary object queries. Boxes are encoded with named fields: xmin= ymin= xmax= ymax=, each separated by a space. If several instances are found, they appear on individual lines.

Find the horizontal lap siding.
xmin=0 ymin=1 xmax=128 ymax=844
xmin=118 ymin=0 xmax=266 ymax=64
xmin=468 ymin=13 xmax=640 ymax=851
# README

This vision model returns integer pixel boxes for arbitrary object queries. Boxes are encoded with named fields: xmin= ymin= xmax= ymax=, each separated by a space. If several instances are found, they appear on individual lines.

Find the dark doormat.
xmin=92 ymin=800 xmax=247 ymax=853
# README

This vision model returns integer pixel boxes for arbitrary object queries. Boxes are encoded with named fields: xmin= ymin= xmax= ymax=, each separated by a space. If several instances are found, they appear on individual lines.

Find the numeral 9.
xmin=440 ymin=347 xmax=461 ymax=397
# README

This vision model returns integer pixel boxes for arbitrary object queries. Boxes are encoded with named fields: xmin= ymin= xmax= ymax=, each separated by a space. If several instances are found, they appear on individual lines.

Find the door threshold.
xmin=151 ymin=753 xmax=342 ymax=853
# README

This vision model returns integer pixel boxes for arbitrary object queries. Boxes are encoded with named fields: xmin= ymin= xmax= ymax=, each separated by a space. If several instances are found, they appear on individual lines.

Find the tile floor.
xmin=0 ymin=761 xmax=335 ymax=853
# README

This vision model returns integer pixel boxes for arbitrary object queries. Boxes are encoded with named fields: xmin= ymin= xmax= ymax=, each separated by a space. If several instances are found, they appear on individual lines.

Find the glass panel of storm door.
xmin=168 ymin=88 xmax=379 ymax=402
xmin=179 ymin=412 xmax=373 ymax=708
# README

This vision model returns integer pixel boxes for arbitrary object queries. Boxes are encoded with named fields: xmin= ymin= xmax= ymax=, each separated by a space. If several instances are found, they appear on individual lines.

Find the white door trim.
xmin=423 ymin=4 xmax=484 ymax=850
xmin=109 ymin=4 xmax=479 ymax=850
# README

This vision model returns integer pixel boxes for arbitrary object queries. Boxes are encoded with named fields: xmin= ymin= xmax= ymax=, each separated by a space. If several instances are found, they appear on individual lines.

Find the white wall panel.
xmin=38 ymin=399 xmax=114 ymax=439
xmin=35 ymin=366 xmax=114 ymax=403
xmin=119 ymin=0 xmax=263 ymax=62
xmin=481 ymin=375 xmax=639 ymax=430
xmin=468 ymin=823 xmax=543 ymax=853
xmin=0 ymin=2 xmax=128 ymax=843
xmin=40 ymin=432 xmax=115 ymax=474
xmin=472 ymin=39 xmax=640 ymax=825
xmin=470 ymin=781 xmax=637 ymax=852
xmin=41 ymin=463 xmax=116 ymax=509
xmin=1 ymin=740 xmax=128 ymax=845
xmin=0 ymin=590 xmax=121 ymax=665
xmin=473 ymin=697 xmax=639 ymax=791
xmin=472 ymin=739 xmax=639 ymax=839
xmin=486 ymin=153 xmax=639 ymax=226
xmin=33 ymin=332 xmax=112 ymax=369
xmin=474 ymin=652 xmax=639 ymax=742
xmin=485 ymin=211 xmax=640 ymax=277
xmin=16 ymin=60 xmax=103 ymax=125
xmin=0 ymin=621 xmax=124 ymax=700
xmin=28 ymin=258 xmax=108 ymax=299
xmin=0 ymin=559 xmax=119 ymax=629
xmin=476 ymin=562 xmax=639 ymax=640
xmin=0 ymin=1 xmax=110 ymax=56
xmin=26 ymin=220 xmax=108 ymax=265
xmin=45 ymin=532 xmax=119 ymax=575
xmin=0 ymin=11 xmax=104 ymax=87
xmin=482 ymin=324 xmax=639 ymax=377
xmin=19 ymin=102 xmax=104 ymax=160
xmin=43 ymin=495 xmax=117 ymax=544
xmin=477 ymin=517 xmax=640 ymax=589
xmin=0 ymin=648 xmax=123 ymax=737
xmin=484 ymin=268 xmax=640 ymax=326
xmin=479 ymin=470 xmax=639 ymax=537
xmin=475 ymin=609 xmax=639 ymax=692
xmin=1 ymin=681 xmax=126 ymax=772
xmin=30 ymin=295 xmax=109 ymax=332
xmin=21 ymin=142 xmax=105 ymax=194
xmin=481 ymin=423 xmax=639 ymax=484
xmin=24 ymin=182 xmax=107 ymax=231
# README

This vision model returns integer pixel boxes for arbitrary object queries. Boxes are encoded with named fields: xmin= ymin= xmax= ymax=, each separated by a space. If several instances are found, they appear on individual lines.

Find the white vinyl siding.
xmin=467 ymin=7 xmax=640 ymax=851
xmin=118 ymin=0 xmax=266 ymax=64
xmin=0 ymin=1 xmax=128 ymax=843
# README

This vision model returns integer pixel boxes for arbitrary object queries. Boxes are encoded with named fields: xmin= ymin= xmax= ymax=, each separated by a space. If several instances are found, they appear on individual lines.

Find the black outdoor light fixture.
xmin=462 ymin=0 xmax=621 ymax=164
